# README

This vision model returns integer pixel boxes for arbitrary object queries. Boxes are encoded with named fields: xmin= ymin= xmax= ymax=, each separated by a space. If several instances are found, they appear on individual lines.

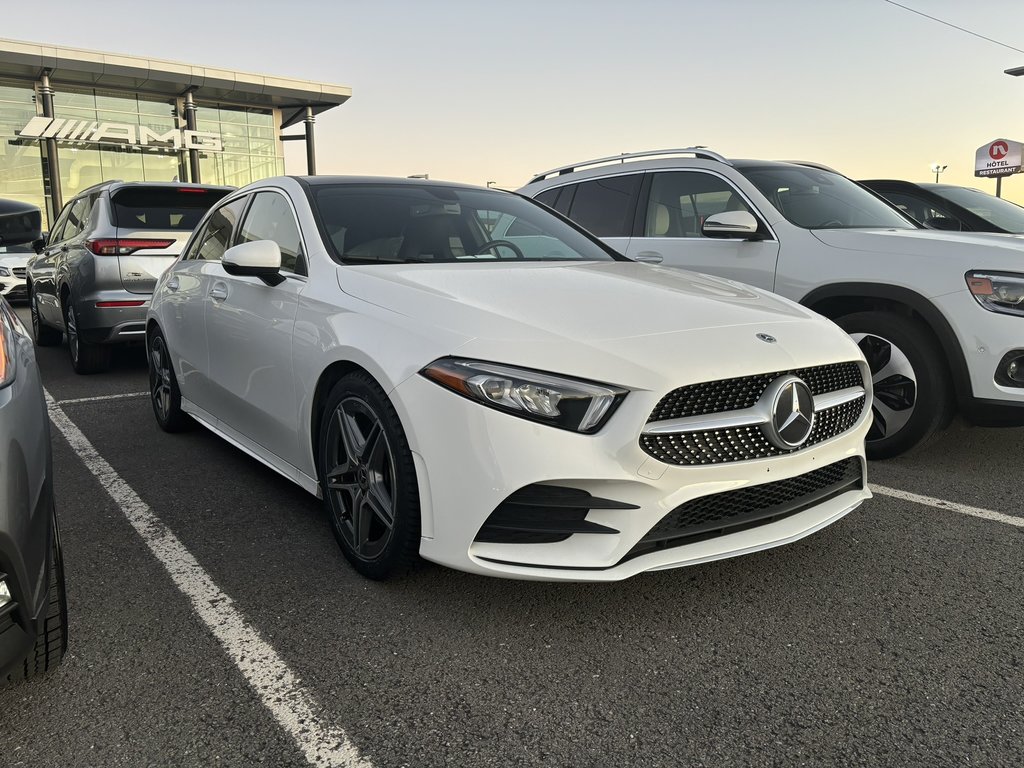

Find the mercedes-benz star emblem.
xmin=756 ymin=333 xmax=777 ymax=343
xmin=762 ymin=376 xmax=815 ymax=449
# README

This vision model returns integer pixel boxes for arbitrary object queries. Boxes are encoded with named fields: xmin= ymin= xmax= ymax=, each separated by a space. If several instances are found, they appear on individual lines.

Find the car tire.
xmin=29 ymin=286 xmax=62 ymax=347
xmin=147 ymin=327 xmax=191 ymax=433
xmin=5 ymin=517 xmax=68 ymax=684
xmin=318 ymin=371 xmax=421 ymax=580
xmin=836 ymin=311 xmax=953 ymax=460
xmin=63 ymin=293 xmax=111 ymax=374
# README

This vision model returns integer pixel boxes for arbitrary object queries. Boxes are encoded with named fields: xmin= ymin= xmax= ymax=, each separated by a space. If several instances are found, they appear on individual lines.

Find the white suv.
xmin=519 ymin=148 xmax=1024 ymax=458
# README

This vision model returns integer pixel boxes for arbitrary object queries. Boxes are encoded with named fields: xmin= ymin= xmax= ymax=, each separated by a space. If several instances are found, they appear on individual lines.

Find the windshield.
xmin=933 ymin=186 xmax=1024 ymax=233
xmin=311 ymin=184 xmax=623 ymax=264
xmin=739 ymin=166 xmax=917 ymax=230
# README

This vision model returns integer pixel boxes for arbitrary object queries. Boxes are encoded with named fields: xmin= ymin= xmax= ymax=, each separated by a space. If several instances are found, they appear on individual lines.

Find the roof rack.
xmin=528 ymin=147 xmax=730 ymax=184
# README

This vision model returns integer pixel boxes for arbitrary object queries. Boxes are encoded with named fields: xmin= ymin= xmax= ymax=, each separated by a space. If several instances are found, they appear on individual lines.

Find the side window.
xmin=184 ymin=196 xmax=247 ymax=262
xmin=566 ymin=175 xmax=641 ymax=237
xmin=48 ymin=203 xmax=74 ymax=245
xmin=645 ymin=172 xmax=756 ymax=238
xmin=236 ymin=192 xmax=304 ymax=274
xmin=62 ymin=197 xmax=91 ymax=241
xmin=534 ymin=188 xmax=561 ymax=209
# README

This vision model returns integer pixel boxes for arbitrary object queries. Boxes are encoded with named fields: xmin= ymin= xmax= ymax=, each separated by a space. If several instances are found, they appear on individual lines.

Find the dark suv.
xmin=861 ymin=179 xmax=1024 ymax=234
xmin=0 ymin=201 xmax=67 ymax=685
xmin=27 ymin=181 xmax=232 ymax=373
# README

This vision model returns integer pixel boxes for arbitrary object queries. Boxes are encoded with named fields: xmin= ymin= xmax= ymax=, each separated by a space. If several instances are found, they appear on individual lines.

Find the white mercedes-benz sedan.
xmin=147 ymin=176 xmax=872 ymax=581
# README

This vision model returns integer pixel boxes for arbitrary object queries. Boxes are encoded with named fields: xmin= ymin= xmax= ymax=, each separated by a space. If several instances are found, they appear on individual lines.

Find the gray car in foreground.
xmin=28 ymin=181 xmax=232 ymax=374
xmin=0 ymin=201 xmax=66 ymax=684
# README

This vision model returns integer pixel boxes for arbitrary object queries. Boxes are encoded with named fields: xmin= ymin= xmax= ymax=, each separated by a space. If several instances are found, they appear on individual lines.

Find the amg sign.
xmin=17 ymin=116 xmax=223 ymax=152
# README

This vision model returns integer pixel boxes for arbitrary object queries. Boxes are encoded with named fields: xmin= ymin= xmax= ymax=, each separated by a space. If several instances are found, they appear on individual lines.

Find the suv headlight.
xmin=967 ymin=271 xmax=1024 ymax=316
xmin=421 ymin=358 xmax=627 ymax=433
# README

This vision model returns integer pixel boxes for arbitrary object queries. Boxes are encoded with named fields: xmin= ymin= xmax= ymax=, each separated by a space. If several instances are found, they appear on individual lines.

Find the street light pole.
xmin=930 ymin=162 xmax=947 ymax=183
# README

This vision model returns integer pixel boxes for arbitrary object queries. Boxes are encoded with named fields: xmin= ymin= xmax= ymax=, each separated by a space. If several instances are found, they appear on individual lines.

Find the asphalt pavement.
xmin=2 ymin=306 xmax=1022 ymax=768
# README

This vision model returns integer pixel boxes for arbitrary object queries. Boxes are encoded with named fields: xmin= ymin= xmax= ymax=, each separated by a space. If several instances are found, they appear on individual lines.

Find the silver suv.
xmin=28 ymin=181 xmax=232 ymax=373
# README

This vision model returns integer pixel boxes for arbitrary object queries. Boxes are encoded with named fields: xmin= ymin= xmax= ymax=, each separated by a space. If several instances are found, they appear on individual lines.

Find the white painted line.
xmin=872 ymin=484 xmax=1024 ymax=529
xmin=57 ymin=391 xmax=148 ymax=405
xmin=45 ymin=390 xmax=372 ymax=768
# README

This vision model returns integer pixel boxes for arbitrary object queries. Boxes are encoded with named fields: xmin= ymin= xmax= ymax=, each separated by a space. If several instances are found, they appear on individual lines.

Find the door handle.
xmin=634 ymin=251 xmax=664 ymax=264
xmin=166 ymin=276 xmax=180 ymax=292
xmin=209 ymin=284 xmax=228 ymax=301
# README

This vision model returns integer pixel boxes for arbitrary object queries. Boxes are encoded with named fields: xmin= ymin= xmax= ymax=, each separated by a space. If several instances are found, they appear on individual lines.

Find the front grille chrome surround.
xmin=641 ymin=362 xmax=867 ymax=465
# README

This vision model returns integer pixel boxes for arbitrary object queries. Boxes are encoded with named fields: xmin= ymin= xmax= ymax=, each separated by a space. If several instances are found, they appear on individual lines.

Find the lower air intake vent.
xmin=475 ymin=485 xmax=638 ymax=544
xmin=623 ymin=457 xmax=863 ymax=561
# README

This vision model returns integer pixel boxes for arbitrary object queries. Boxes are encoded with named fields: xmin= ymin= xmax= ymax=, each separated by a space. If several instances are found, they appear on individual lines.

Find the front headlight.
xmin=421 ymin=358 xmax=627 ymax=433
xmin=0 ymin=267 xmax=10 ymax=277
xmin=966 ymin=271 xmax=1024 ymax=316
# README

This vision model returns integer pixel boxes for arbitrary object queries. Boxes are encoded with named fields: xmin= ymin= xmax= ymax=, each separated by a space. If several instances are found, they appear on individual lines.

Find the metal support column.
xmin=183 ymin=90 xmax=201 ymax=184
xmin=997 ymin=177 xmax=1003 ymax=198
xmin=38 ymin=71 xmax=63 ymax=215
xmin=304 ymin=106 xmax=316 ymax=175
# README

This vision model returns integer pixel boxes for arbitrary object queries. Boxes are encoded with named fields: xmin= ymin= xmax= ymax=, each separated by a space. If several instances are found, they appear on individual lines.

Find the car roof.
xmin=76 ymin=180 xmax=235 ymax=196
xmin=292 ymin=175 xmax=494 ymax=192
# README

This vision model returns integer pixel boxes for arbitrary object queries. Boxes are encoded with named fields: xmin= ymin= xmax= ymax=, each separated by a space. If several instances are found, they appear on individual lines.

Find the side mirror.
xmin=33 ymin=237 xmax=45 ymax=254
xmin=0 ymin=200 xmax=42 ymax=247
xmin=222 ymin=240 xmax=285 ymax=286
xmin=924 ymin=216 xmax=962 ymax=232
xmin=701 ymin=211 xmax=763 ymax=240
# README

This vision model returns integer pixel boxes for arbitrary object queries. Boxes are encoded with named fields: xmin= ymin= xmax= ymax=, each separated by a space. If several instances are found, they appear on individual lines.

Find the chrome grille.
xmin=641 ymin=362 xmax=866 ymax=466
xmin=11 ymin=267 xmax=26 ymax=278
xmin=648 ymin=362 xmax=862 ymax=421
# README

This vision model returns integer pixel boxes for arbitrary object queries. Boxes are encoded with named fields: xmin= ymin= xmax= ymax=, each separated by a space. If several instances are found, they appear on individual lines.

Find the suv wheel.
xmin=63 ymin=293 xmax=111 ymax=374
xmin=5 ymin=516 xmax=68 ymax=684
xmin=318 ymin=372 xmax=421 ymax=580
xmin=30 ymin=286 xmax=62 ymax=347
xmin=148 ymin=327 xmax=191 ymax=432
xmin=837 ymin=311 xmax=952 ymax=459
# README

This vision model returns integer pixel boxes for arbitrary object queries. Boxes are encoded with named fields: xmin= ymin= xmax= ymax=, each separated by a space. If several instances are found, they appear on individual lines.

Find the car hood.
xmin=339 ymin=261 xmax=815 ymax=342
xmin=811 ymin=227 xmax=1024 ymax=262
xmin=0 ymin=254 xmax=30 ymax=269
xmin=337 ymin=261 xmax=860 ymax=389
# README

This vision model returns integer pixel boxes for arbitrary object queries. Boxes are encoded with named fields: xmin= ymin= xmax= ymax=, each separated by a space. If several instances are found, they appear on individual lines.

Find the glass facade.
xmin=0 ymin=82 xmax=46 ymax=218
xmin=0 ymin=79 xmax=285 ymax=228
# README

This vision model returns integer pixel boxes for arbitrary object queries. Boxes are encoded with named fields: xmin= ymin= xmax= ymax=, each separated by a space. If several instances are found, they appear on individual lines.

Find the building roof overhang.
xmin=0 ymin=38 xmax=351 ymax=128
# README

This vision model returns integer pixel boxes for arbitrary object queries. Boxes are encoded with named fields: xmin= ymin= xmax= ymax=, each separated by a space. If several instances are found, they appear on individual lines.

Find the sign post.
xmin=975 ymin=139 xmax=1023 ymax=197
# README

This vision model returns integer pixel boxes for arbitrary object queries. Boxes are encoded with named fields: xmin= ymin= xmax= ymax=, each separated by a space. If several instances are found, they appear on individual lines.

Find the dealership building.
xmin=0 ymin=39 xmax=351 ymax=226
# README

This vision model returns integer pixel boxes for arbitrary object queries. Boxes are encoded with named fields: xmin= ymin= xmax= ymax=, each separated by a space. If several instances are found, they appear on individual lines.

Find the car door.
xmin=623 ymin=170 xmax=781 ymax=291
xmin=31 ymin=201 xmax=74 ymax=327
xmin=557 ymin=173 xmax=642 ymax=255
xmin=204 ymin=189 xmax=306 ymax=469
xmin=166 ymin=195 xmax=248 ymax=414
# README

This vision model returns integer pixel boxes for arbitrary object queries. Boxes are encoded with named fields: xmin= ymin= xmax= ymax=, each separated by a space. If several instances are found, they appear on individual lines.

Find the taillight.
xmin=176 ymin=188 xmax=208 ymax=194
xmin=88 ymin=239 xmax=174 ymax=256
xmin=95 ymin=300 xmax=146 ymax=308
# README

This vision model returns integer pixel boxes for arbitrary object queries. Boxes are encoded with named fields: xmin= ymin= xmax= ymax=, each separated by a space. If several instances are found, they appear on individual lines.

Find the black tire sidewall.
xmin=63 ymin=295 xmax=110 ymax=374
xmin=30 ymin=286 xmax=61 ymax=347
xmin=318 ymin=372 xmax=420 ymax=580
xmin=147 ymin=328 xmax=189 ymax=432
xmin=837 ymin=311 xmax=952 ymax=459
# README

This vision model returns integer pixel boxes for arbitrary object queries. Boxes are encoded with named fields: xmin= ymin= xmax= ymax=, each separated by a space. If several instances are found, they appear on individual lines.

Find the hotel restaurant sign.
xmin=16 ymin=116 xmax=223 ymax=152
xmin=975 ymin=138 xmax=1022 ymax=178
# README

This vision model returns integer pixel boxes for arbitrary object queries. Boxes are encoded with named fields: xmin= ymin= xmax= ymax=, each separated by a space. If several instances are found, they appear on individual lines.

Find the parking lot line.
xmin=44 ymin=391 xmax=373 ymax=768
xmin=56 ymin=392 xmax=148 ymax=405
xmin=872 ymin=484 xmax=1024 ymax=528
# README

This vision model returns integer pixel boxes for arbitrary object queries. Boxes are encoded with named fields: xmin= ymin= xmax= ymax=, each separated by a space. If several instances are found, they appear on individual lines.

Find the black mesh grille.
xmin=624 ymin=457 xmax=863 ymax=561
xmin=648 ymin=362 xmax=862 ymax=422
xmin=640 ymin=396 xmax=865 ymax=465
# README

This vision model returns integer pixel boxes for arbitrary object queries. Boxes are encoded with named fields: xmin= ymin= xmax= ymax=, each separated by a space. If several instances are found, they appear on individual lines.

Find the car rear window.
xmin=111 ymin=188 xmax=231 ymax=231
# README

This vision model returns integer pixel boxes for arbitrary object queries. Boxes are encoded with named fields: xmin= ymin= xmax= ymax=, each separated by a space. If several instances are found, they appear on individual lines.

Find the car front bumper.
xmin=393 ymin=371 xmax=872 ymax=582
xmin=0 ymin=278 xmax=27 ymax=302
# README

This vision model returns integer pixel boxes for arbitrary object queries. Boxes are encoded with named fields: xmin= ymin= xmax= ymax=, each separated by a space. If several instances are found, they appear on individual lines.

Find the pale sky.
xmin=7 ymin=0 xmax=1024 ymax=201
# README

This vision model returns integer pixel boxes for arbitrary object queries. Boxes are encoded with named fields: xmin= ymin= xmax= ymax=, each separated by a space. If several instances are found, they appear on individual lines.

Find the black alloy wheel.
xmin=148 ymin=328 xmax=190 ymax=432
xmin=837 ymin=311 xmax=952 ymax=459
xmin=62 ymin=294 xmax=110 ymax=374
xmin=29 ymin=286 xmax=61 ymax=346
xmin=319 ymin=372 xmax=420 ymax=580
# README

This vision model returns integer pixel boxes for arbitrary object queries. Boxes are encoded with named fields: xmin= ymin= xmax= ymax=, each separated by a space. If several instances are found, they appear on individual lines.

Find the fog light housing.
xmin=995 ymin=350 xmax=1024 ymax=387
xmin=0 ymin=580 xmax=11 ymax=608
